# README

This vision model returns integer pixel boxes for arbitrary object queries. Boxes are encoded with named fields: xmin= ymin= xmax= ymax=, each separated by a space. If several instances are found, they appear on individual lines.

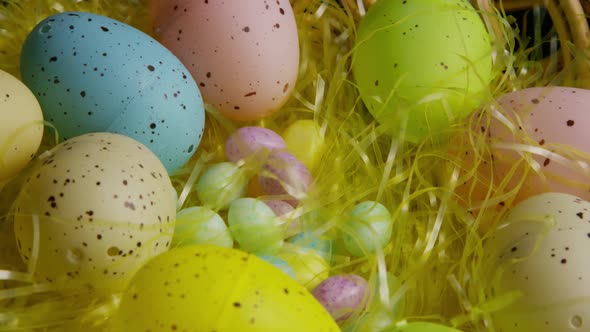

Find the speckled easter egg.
xmin=0 ymin=69 xmax=44 ymax=181
xmin=486 ymin=193 xmax=590 ymax=332
xmin=489 ymin=87 xmax=590 ymax=203
xmin=113 ymin=245 xmax=339 ymax=332
xmin=20 ymin=12 xmax=205 ymax=172
xmin=353 ymin=0 xmax=493 ymax=142
xmin=312 ymin=274 xmax=368 ymax=322
xmin=150 ymin=0 xmax=300 ymax=121
xmin=14 ymin=133 xmax=176 ymax=292
xmin=225 ymin=126 xmax=287 ymax=162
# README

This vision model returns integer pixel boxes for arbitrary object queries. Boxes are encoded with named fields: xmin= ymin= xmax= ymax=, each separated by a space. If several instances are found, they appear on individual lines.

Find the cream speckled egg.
xmin=150 ymin=0 xmax=300 ymax=121
xmin=486 ymin=193 xmax=590 ymax=332
xmin=0 ymin=69 xmax=44 ymax=181
xmin=14 ymin=133 xmax=176 ymax=292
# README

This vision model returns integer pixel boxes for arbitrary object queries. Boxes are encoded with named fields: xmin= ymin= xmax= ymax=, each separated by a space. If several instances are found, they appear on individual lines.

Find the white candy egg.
xmin=14 ymin=133 xmax=176 ymax=292
xmin=486 ymin=192 xmax=590 ymax=332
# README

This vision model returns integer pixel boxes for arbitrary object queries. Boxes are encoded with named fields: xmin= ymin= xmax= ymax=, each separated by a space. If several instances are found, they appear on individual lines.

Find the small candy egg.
xmin=485 ymin=192 xmax=590 ymax=332
xmin=289 ymin=231 xmax=332 ymax=262
xmin=228 ymin=198 xmax=283 ymax=254
xmin=258 ymin=254 xmax=296 ymax=279
xmin=112 ymin=245 xmax=339 ymax=331
xmin=259 ymin=152 xmax=312 ymax=206
xmin=265 ymin=200 xmax=302 ymax=237
xmin=196 ymin=162 xmax=247 ymax=209
xmin=278 ymin=247 xmax=330 ymax=290
xmin=150 ymin=0 xmax=300 ymax=121
xmin=312 ymin=274 xmax=369 ymax=322
xmin=20 ymin=12 xmax=205 ymax=172
xmin=342 ymin=201 xmax=393 ymax=257
xmin=0 ymin=69 xmax=44 ymax=181
xmin=282 ymin=120 xmax=325 ymax=171
xmin=265 ymin=200 xmax=295 ymax=217
xmin=14 ymin=133 xmax=176 ymax=292
xmin=172 ymin=206 xmax=233 ymax=248
xmin=353 ymin=0 xmax=492 ymax=142
xmin=225 ymin=126 xmax=286 ymax=162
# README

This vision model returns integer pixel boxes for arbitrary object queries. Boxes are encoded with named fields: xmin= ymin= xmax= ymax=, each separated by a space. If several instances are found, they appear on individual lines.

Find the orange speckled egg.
xmin=150 ymin=0 xmax=300 ymax=121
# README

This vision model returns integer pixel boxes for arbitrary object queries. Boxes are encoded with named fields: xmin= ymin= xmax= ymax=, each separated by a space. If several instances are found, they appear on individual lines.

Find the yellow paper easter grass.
xmin=1 ymin=0 xmax=590 ymax=331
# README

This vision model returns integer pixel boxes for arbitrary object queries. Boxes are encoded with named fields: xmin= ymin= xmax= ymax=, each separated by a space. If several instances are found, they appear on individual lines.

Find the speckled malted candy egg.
xmin=13 ymin=133 xmax=176 ymax=292
xmin=20 ymin=12 xmax=205 ymax=172
xmin=486 ymin=193 xmax=590 ymax=332
xmin=150 ymin=0 xmax=300 ymax=121
xmin=0 ymin=69 xmax=44 ymax=181
xmin=312 ymin=274 xmax=369 ymax=322
xmin=488 ymin=87 xmax=590 ymax=203
xmin=112 ymin=245 xmax=340 ymax=332
xmin=353 ymin=0 xmax=493 ymax=143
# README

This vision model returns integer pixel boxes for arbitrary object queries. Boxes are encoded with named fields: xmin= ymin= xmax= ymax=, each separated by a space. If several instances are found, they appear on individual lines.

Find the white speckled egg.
xmin=0 ymin=69 xmax=44 ymax=181
xmin=14 ymin=133 xmax=176 ymax=292
xmin=486 ymin=192 xmax=590 ymax=332
xmin=150 ymin=0 xmax=300 ymax=121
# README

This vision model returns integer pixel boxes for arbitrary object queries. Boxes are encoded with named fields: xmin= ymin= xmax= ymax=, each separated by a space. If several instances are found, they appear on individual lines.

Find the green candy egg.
xmin=342 ymin=201 xmax=393 ymax=257
xmin=353 ymin=0 xmax=493 ymax=143
xmin=172 ymin=206 xmax=233 ymax=248
xmin=196 ymin=162 xmax=248 ymax=210
xmin=228 ymin=198 xmax=284 ymax=254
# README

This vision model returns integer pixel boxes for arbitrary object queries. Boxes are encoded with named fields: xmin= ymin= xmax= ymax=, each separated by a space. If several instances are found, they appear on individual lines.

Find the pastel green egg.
xmin=228 ymin=198 xmax=284 ymax=254
xmin=342 ymin=201 xmax=393 ymax=257
xmin=196 ymin=162 xmax=248 ymax=210
xmin=172 ymin=206 xmax=233 ymax=248
xmin=353 ymin=0 xmax=493 ymax=143
xmin=112 ymin=245 xmax=339 ymax=332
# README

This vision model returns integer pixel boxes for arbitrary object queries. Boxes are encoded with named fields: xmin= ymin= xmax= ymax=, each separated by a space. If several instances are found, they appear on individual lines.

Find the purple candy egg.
xmin=264 ymin=200 xmax=295 ymax=216
xmin=259 ymin=152 xmax=312 ymax=206
xmin=312 ymin=274 xmax=368 ymax=322
xmin=224 ymin=126 xmax=286 ymax=162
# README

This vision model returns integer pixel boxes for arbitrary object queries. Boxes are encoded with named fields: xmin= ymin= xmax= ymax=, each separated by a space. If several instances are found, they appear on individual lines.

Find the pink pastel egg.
xmin=150 ymin=0 xmax=300 ymax=121
xmin=224 ymin=126 xmax=287 ymax=162
xmin=264 ymin=200 xmax=295 ymax=216
xmin=312 ymin=274 xmax=369 ymax=322
xmin=488 ymin=87 xmax=590 ymax=203
xmin=259 ymin=152 xmax=312 ymax=206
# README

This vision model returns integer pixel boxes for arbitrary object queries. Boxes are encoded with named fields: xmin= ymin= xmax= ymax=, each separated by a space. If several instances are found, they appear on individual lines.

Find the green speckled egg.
xmin=353 ymin=0 xmax=493 ymax=143
xmin=112 ymin=245 xmax=340 ymax=332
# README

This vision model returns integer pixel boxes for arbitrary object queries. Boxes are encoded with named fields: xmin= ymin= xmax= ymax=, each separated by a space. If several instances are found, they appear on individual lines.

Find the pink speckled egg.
xmin=488 ymin=87 xmax=590 ymax=203
xmin=150 ymin=0 xmax=300 ymax=121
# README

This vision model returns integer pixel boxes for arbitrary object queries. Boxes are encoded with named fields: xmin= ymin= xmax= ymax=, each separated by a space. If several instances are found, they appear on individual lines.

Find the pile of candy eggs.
xmin=1 ymin=0 xmax=590 ymax=331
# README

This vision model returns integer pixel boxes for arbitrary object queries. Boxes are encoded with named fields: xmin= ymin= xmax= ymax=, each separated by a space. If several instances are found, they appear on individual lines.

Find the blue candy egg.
xmin=289 ymin=231 xmax=333 ymax=262
xmin=20 ymin=12 xmax=205 ymax=172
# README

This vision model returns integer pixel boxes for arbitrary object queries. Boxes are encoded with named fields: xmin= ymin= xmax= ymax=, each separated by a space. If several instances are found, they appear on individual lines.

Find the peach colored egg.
xmin=465 ymin=87 xmax=590 ymax=207
xmin=150 ymin=0 xmax=299 ymax=121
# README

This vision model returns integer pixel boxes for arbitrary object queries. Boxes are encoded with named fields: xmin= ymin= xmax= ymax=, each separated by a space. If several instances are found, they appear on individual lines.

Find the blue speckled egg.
xmin=20 ymin=12 xmax=205 ymax=172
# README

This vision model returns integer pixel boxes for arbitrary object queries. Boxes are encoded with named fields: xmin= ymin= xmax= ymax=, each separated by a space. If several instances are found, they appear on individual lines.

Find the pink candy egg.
xmin=312 ymin=274 xmax=369 ymax=322
xmin=150 ymin=0 xmax=300 ymax=121
xmin=225 ymin=126 xmax=286 ymax=162
xmin=259 ymin=152 xmax=312 ymax=206
xmin=488 ymin=87 xmax=590 ymax=203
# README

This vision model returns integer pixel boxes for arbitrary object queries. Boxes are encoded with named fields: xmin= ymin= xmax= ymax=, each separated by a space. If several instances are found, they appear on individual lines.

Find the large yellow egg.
xmin=112 ymin=245 xmax=339 ymax=331
xmin=0 ymin=69 xmax=43 ymax=181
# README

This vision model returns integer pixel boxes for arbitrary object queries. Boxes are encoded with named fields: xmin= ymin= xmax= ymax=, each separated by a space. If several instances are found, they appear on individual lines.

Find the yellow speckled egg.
xmin=14 ymin=133 xmax=176 ymax=292
xmin=112 ymin=245 xmax=340 ymax=332
xmin=0 ymin=69 xmax=43 ymax=181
